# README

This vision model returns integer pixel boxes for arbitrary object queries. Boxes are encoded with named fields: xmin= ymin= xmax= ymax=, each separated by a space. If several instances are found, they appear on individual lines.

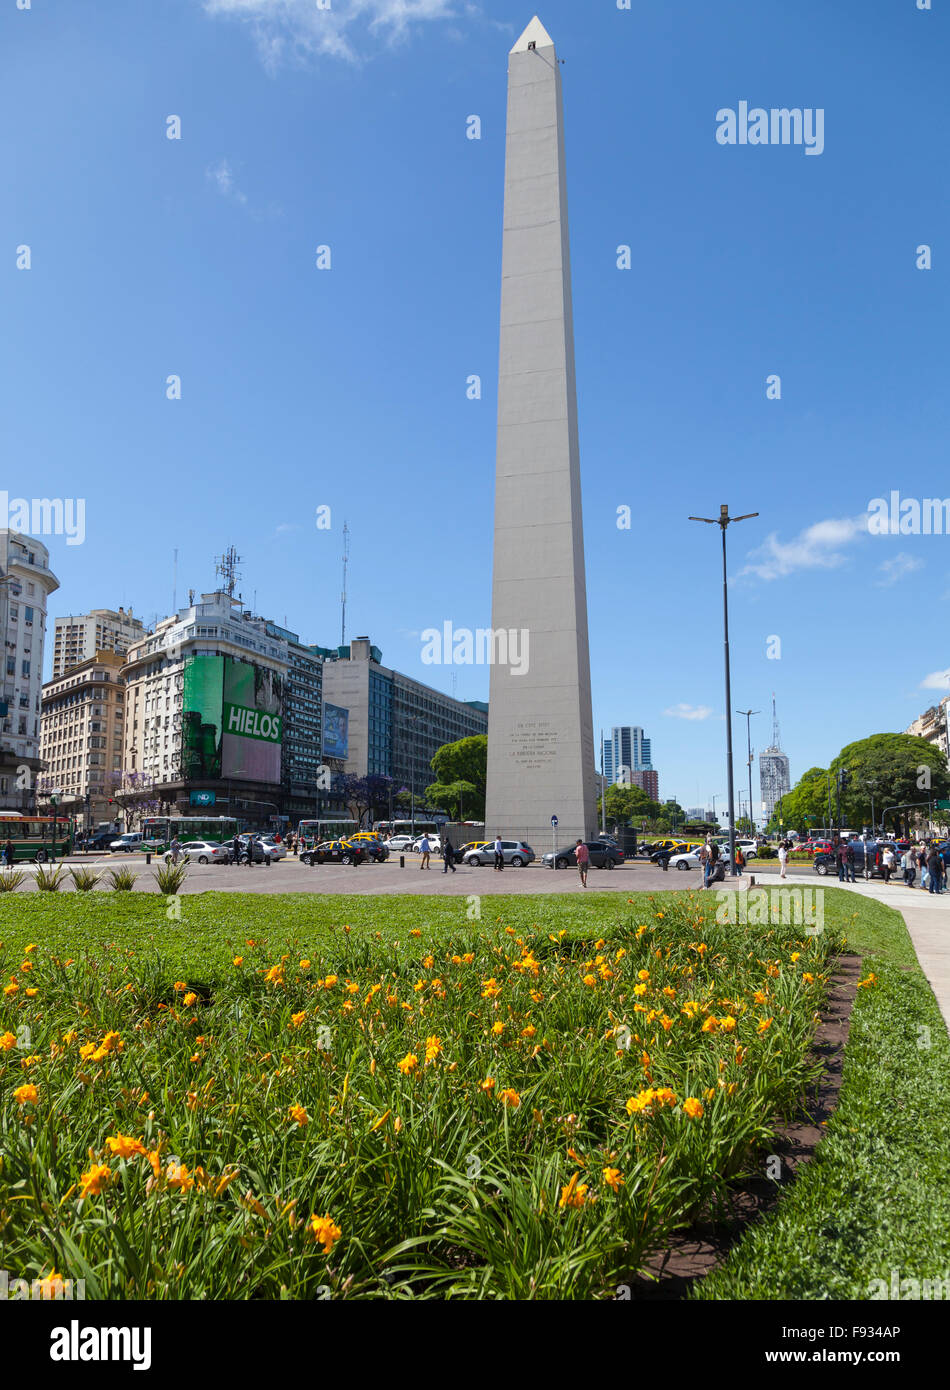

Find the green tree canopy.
xmin=429 ymin=736 xmax=487 ymax=818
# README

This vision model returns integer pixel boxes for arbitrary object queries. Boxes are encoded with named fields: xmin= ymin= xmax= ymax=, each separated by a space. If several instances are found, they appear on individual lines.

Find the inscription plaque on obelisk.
xmin=484 ymin=16 xmax=597 ymax=849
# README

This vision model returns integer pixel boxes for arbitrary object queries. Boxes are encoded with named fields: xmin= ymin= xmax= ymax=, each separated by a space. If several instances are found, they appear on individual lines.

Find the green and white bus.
xmin=140 ymin=816 xmax=240 ymax=854
xmin=0 ymin=813 xmax=75 ymax=862
xmin=296 ymin=818 xmax=358 ymax=847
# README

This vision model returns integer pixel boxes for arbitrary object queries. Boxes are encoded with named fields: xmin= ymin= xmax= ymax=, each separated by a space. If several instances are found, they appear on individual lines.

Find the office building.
xmin=52 ymin=607 xmax=146 ymax=679
xmin=603 ymin=726 xmax=653 ymax=784
xmin=0 ymin=531 xmax=59 ymax=810
xmin=40 ymin=650 xmax=125 ymax=829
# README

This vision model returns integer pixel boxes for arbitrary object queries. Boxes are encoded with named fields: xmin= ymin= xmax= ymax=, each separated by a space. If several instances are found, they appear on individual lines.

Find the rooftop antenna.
xmin=214 ymin=546 xmax=243 ymax=599
xmin=771 ymin=691 xmax=781 ymax=749
xmin=341 ymin=520 xmax=350 ymax=647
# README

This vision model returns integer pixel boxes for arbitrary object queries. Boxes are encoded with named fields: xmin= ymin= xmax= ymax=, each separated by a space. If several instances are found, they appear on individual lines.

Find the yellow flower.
xmin=480 ymin=1077 xmax=496 ymax=1093
xmin=637 ymin=969 xmax=650 ymax=981
xmin=422 ymin=954 xmax=434 ymax=969
xmin=790 ymin=951 xmax=800 ymax=962
xmin=24 ymin=943 xmax=37 ymax=954
xmin=757 ymin=1017 xmax=773 ymax=1033
xmin=398 ymin=1053 xmax=418 ymax=1075
xmin=308 ymin=1213 xmax=342 ymax=1253
xmin=491 ymin=1021 xmax=505 ymax=1036
xmin=0 ymin=1031 xmax=15 ymax=1051
xmin=233 ymin=957 xmax=244 ymax=967
xmin=290 ymin=1011 xmax=307 ymax=1029
xmin=14 ymin=1083 xmax=38 ymax=1106
xmin=701 ymin=1016 xmax=718 ymax=1034
xmin=79 ymin=1163 xmax=111 ymax=1198
xmin=520 ymin=1025 xmax=536 ymax=1038
xmin=683 ymin=1098 xmax=704 ymax=1119
xmin=498 ymin=1088 xmax=521 ymax=1108
xmin=424 ymin=1036 xmax=442 ymax=1065
xmin=410 ymin=929 xmax=421 ymax=937
xmin=264 ymin=965 xmax=284 ymax=985
xmin=625 ymin=1088 xmax=655 ymax=1116
xmin=802 ymin=973 xmax=814 ymax=983
xmin=583 ymin=974 xmax=597 ymax=988
xmin=323 ymin=975 xmax=338 ymax=989
xmin=288 ymin=1104 xmax=309 ymax=1126
xmin=703 ymin=1087 xmax=716 ymax=1101
xmin=4 ymin=981 xmax=19 ymax=997
xmin=653 ymin=1087 xmax=677 ymax=1107
xmin=559 ymin=1173 xmax=589 ymax=1210
xmin=481 ymin=978 xmax=501 ymax=999
xmin=183 ymin=992 xmax=197 ymax=1007
xmin=173 ymin=981 xmax=187 ymax=992
xmin=462 ymin=953 xmax=474 ymax=964
xmin=166 ymin=1162 xmax=194 ymax=1192
xmin=20 ymin=960 xmax=32 ymax=973
xmin=105 ymin=1133 xmax=146 ymax=1159
xmin=602 ymin=1166 xmax=624 ymax=1192
xmin=719 ymin=1016 xmax=737 ymax=1033
xmin=25 ymin=988 xmax=37 ymax=997
xmin=299 ymin=959 xmax=311 ymax=970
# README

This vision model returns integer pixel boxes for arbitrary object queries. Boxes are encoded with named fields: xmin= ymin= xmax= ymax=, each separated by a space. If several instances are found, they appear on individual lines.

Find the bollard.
xmin=749 ymin=874 xmax=755 ymax=887
xmin=146 ymin=853 xmax=151 ymax=865
xmin=265 ymin=854 xmax=271 ymax=868
xmin=400 ymin=855 xmax=405 ymax=868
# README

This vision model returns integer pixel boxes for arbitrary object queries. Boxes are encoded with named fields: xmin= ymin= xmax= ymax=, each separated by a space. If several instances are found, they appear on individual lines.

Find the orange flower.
xmin=602 ymin=1166 xmax=624 ymax=1192
xmin=559 ymin=1173 xmax=589 ymax=1210
xmin=683 ymin=1098 xmax=704 ymax=1119
xmin=78 ymin=1163 xmax=111 ymax=1198
xmin=288 ymin=1104 xmax=309 ymax=1126
xmin=498 ymin=1088 xmax=521 ymax=1108
xmin=480 ymin=1077 xmax=496 ymax=1093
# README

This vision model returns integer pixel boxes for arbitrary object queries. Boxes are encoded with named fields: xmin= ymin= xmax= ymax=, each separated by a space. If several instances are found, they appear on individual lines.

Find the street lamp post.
xmin=689 ymin=505 xmax=759 ymax=876
xmin=736 ymin=708 xmax=759 ymax=838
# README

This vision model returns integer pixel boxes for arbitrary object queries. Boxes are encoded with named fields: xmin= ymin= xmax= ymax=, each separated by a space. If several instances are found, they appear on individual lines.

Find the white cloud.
xmin=920 ymin=669 xmax=950 ymax=691
xmin=200 ymin=0 xmax=458 ymax=67
xmin=735 ymin=514 xmax=869 ymax=582
xmin=875 ymin=552 xmax=923 ymax=586
xmin=663 ymin=703 xmax=714 ymax=721
xmin=207 ymin=157 xmax=247 ymax=204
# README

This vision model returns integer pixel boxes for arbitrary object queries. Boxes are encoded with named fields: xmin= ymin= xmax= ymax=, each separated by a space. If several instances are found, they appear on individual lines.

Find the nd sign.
xmin=190 ymin=790 xmax=216 ymax=807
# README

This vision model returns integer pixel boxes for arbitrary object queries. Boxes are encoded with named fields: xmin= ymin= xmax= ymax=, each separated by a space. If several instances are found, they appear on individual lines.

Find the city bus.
xmin=296 ymin=818 xmax=358 ymax=847
xmin=373 ymin=819 xmax=444 ymax=840
xmin=140 ymin=816 xmax=240 ymax=854
xmin=0 ymin=813 xmax=75 ymax=862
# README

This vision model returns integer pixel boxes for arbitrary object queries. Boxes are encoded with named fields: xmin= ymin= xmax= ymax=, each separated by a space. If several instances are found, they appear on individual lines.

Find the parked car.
xmin=256 ymin=835 xmax=288 ymax=860
xmin=410 ymin=835 xmax=442 ymax=853
xmin=344 ymin=836 xmax=388 ymax=862
xmin=80 ymin=830 xmax=120 ymax=853
xmin=110 ymin=832 xmax=143 ymax=853
xmin=465 ymin=839 xmax=535 ymax=867
xmin=813 ymin=839 xmax=899 ymax=878
xmin=384 ymin=835 xmax=415 ymax=852
xmin=163 ymin=840 xmax=229 ymax=865
xmin=543 ymin=840 xmax=624 ymax=870
xmin=667 ymin=849 xmax=702 ymax=871
xmin=300 ymin=840 xmax=366 ymax=867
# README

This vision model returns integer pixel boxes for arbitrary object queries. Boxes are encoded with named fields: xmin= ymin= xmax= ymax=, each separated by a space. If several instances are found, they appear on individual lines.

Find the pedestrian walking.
xmin=3 ymin=838 xmax=13 ymax=869
xmin=419 ymin=834 xmax=431 ymax=870
xmin=170 ymin=837 xmax=181 ymax=865
xmin=706 ymin=840 xmax=720 ymax=888
xmin=845 ymin=840 xmax=856 ymax=882
xmin=231 ymin=834 xmax=241 ymax=866
xmin=698 ymin=841 xmax=710 ymax=888
xmin=442 ymin=835 xmax=457 ymax=874
xmin=493 ymin=834 xmax=504 ymax=872
xmin=881 ymin=845 xmax=895 ymax=884
xmin=574 ymin=839 xmax=590 ymax=887
xmin=778 ymin=840 xmax=788 ymax=880
xmin=901 ymin=847 xmax=916 ymax=888
xmin=735 ymin=844 xmax=745 ymax=874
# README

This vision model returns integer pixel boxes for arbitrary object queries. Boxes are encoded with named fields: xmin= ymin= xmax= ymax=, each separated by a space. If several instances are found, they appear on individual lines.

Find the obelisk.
xmin=485 ymin=16 xmax=596 ymax=851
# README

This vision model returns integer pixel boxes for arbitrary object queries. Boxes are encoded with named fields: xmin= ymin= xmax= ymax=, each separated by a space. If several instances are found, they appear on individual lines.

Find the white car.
xmin=164 ymin=840 xmax=229 ymax=865
xmin=411 ymin=835 xmax=441 ymax=853
xmin=258 ymin=836 xmax=287 ymax=860
xmin=110 ymin=832 xmax=143 ymax=853
xmin=668 ymin=849 xmax=702 ymax=871
xmin=384 ymin=835 xmax=415 ymax=852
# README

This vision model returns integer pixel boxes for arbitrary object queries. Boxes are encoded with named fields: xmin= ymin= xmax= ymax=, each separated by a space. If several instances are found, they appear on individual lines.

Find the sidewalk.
xmin=747 ymin=869 xmax=950 ymax=1034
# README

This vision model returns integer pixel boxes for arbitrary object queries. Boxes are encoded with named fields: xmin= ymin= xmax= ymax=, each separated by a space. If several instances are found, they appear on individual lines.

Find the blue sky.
xmin=3 ymin=0 xmax=949 ymax=816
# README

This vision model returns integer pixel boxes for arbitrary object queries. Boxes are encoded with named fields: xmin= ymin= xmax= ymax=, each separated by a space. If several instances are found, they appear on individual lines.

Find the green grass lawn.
xmin=0 ymin=888 xmax=946 ymax=1300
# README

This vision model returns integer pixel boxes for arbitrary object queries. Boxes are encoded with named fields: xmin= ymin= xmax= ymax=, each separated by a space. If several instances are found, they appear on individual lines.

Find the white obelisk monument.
xmin=485 ymin=16 xmax=597 ymax=850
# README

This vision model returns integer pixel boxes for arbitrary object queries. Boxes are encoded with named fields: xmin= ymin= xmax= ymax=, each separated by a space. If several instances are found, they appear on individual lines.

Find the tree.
xmin=335 ymin=773 xmax=393 ymax=828
xmin=831 ymin=733 xmax=950 ymax=835
xmin=430 ymin=736 xmax=487 ymax=818
xmin=772 ymin=766 xmax=829 ymax=835
xmin=425 ymin=780 xmax=477 ymax=821
xmin=597 ymin=783 xmax=658 ymax=826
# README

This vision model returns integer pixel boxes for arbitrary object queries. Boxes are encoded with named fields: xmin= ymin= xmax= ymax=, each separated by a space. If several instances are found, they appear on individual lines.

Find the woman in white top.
xmin=778 ymin=841 xmax=788 ymax=879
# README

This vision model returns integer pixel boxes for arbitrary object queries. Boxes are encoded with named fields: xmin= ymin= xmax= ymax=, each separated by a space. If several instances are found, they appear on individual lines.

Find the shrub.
xmin=152 ymin=861 xmax=188 ymax=895
xmin=69 ymin=867 xmax=101 ymax=893
xmin=0 ymin=869 xmax=26 ymax=893
xmin=34 ymin=863 xmax=67 ymax=892
xmin=107 ymin=867 xmax=137 ymax=893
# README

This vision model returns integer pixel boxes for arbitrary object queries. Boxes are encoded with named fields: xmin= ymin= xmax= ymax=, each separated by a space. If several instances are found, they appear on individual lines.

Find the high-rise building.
xmin=320 ymin=637 xmax=489 ymax=809
xmin=120 ymin=591 xmax=290 ymax=823
xmin=759 ymin=694 xmax=791 ymax=821
xmin=629 ymin=769 xmax=659 ymax=801
xmin=0 ymin=531 xmax=59 ymax=809
xmin=264 ymin=621 xmax=325 ymax=822
xmin=905 ymin=697 xmax=950 ymax=761
xmin=603 ymin=726 xmax=653 ymax=784
xmin=52 ymin=607 xmax=146 ymax=678
xmin=40 ymin=650 xmax=125 ymax=829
